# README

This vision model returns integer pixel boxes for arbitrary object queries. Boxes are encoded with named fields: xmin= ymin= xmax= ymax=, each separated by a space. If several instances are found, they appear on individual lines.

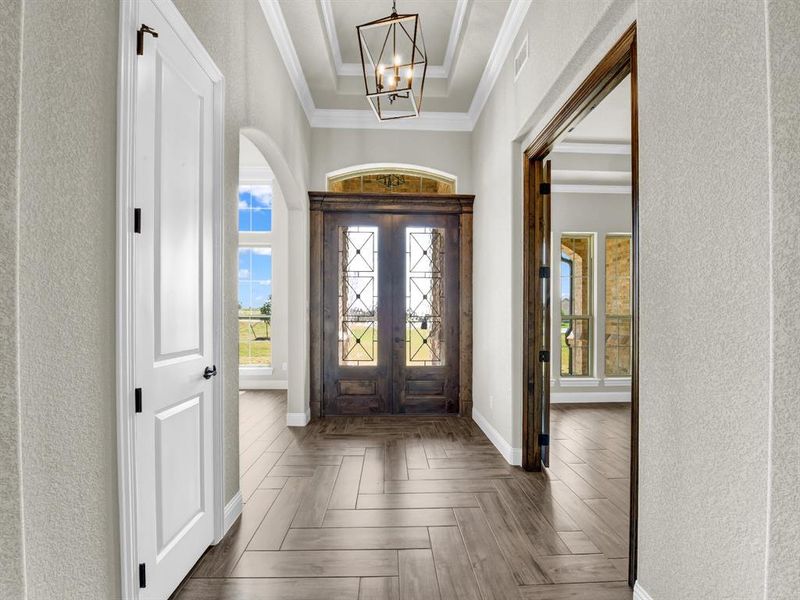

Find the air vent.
xmin=514 ymin=35 xmax=528 ymax=81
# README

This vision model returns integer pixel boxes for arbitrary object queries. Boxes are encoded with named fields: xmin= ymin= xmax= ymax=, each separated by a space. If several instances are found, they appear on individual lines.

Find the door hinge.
xmin=538 ymin=350 xmax=550 ymax=363
xmin=539 ymin=266 xmax=550 ymax=278
xmin=539 ymin=182 xmax=551 ymax=195
xmin=134 ymin=208 xmax=142 ymax=234
xmin=527 ymin=380 xmax=534 ymax=393
xmin=136 ymin=24 xmax=159 ymax=56
xmin=538 ymin=433 xmax=550 ymax=446
xmin=134 ymin=388 xmax=142 ymax=413
xmin=138 ymin=563 xmax=146 ymax=588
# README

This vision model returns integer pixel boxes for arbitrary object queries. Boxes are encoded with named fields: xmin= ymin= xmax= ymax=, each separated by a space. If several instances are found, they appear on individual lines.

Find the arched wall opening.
xmin=238 ymin=129 xmax=310 ymax=425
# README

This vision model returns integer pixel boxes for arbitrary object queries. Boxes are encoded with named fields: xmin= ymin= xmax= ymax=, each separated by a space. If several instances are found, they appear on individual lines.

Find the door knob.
xmin=203 ymin=365 xmax=217 ymax=379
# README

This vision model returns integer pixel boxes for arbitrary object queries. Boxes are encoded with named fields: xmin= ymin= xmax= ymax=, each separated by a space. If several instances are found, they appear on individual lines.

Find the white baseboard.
xmin=551 ymin=391 xmax=631 ymax=404
xmin=286 ymin=409 xmax=310 ymax=427
xmin=634 ymin=582 xmax=653 ymax=600
xmin=239 ymin=379 xmax=289 ymax=390
xmin=223 ymin=491 xmax=242 ymax=535
xmin=471 ymin=408 xmax=522 ymax=466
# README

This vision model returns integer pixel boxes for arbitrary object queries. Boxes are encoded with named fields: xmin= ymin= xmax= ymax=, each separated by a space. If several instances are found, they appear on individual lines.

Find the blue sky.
xmin=238 ymin=186 xmax=272 ymax=310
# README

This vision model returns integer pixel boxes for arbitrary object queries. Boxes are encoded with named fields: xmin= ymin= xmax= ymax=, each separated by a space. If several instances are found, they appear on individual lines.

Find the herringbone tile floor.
xmin=173 ymin=391 xmax=632 ymax=600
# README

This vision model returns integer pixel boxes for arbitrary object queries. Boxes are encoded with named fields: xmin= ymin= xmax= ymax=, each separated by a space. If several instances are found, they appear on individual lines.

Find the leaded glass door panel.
xmin=322 ymin=214 xmax=392 ymax=414
xmin=391 ymin=214 xmax=460 ymax=414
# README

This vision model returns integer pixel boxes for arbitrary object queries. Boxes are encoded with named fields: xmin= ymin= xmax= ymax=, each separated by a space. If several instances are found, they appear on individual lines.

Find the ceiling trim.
xmin=311 ymin=109 xmax=473 ymax=131
xmin=318 ymin=0 xmax=469 ymax=80
xmin=552 ymin=184 xmax=631 ymax=194
xmin=259 ymin=0 xmax=315 ymax=121
xmin=467 ymin=0 xmax=532 ymax=123
xmin=553 ymin=142 xmax=632 ymax=155
xmin=261 ymin=0 xmax=533 ymax=131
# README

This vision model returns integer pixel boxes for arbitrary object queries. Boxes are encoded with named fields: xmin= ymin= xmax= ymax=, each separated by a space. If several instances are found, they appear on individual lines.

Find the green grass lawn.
xmin=238 ymin=320 xmax=439 ymax=367
xmin=239 ymin=318 xmax=271 ymax=366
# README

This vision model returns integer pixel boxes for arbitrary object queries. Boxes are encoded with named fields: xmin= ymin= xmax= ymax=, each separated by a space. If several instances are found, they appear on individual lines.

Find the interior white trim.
xmin=467 ymin=0 xmax=532 ymax=124
xmin=551 ymin=391 xmax=631 ymax=404
xmin=472 ymin=409 xmax=522 ymax=466
xmin=258 ymin=0 xmax=315 ymax=121
xmin=325 ymin=162 xmax=458 ymax=190
xmin=287 ymin=410 xmax=311 ymax=427
xmin=239 ymin=166 xmax=273 ymax=185
xmin=239 ymin=376 xmax=289 ymax=391
xmin=116 ymin=1 xmax=226 ymax=596
xmin=310 ymin=108 xmax=474 ymax=131
xmin=261 ymin=0 xmax=532 ymax=131
xmin=223 ymin=491 xmax=243 ymax=534
xmin=559 ymin=377 xmax=602 ymax=388
xmin=633 ymin=583 xmax=654 ymax=600
xmin=553 ymin=142 xmax=632 ymax=155
xmin=604 ymin=376 xmax=632 ymax=387
xmin=552 ymin=184 xmax=632 ymax=194
xmin=318 ymin=0 xmax=468 ymax=80
xmin=115 ymin=3 xmax=138 ymax=597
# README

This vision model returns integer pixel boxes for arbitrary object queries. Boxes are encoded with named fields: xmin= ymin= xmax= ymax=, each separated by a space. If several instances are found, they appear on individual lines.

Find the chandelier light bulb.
xmin=394 ymin=54 xmax=401 ymax=66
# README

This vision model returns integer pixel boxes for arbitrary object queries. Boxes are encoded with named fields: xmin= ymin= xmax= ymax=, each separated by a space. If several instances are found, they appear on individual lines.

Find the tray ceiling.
xmin=262 ymin=0 xmax=528 ymax=129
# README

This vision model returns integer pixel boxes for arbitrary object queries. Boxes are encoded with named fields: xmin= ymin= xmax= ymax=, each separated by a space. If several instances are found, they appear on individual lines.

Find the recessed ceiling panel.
xmin=335 ymin=0 xmax=457 ymax=65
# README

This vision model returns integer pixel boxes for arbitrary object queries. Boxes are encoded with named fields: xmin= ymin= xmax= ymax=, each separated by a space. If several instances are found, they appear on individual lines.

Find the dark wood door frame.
xmin=522 ymin=23 xmax=639 ymax=586
xmin=309 ymin=191 xmax=474 ymax=419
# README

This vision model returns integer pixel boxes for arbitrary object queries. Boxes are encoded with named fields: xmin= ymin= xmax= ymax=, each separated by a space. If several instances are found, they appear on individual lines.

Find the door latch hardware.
xmin=203 ymin=365 xmax=217 ymax=380
xmin=538 ymin=350 xmax=550 ymax=363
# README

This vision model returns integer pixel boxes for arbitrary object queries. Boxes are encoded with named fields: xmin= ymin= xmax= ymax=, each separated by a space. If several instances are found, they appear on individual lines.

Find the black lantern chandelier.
xmin=356 ymin=0 xmax=427 ymax=121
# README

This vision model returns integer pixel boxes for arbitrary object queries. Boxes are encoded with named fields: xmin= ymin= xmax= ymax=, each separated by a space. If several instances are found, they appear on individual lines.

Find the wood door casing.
xmin=311 ymin=192 xmax=473 ymax=417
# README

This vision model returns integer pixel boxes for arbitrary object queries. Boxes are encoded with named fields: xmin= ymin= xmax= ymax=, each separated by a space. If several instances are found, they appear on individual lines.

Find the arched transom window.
xmin=327 ymin=165 xmax=456 ymax=194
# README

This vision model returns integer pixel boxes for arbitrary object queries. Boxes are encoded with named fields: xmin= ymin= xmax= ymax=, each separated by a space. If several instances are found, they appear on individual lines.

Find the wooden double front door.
xmin=310 ymin=193 xmax=473 ymax=417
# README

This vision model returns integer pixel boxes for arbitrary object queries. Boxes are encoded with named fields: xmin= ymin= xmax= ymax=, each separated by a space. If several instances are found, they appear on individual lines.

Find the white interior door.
xmin=134 ymin=1 xmax=216 ymax=597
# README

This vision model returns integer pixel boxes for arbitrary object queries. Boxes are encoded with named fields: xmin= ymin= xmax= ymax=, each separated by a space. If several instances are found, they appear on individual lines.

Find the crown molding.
xmin=311 ymin=108 xmax=473 ymax=131
xmin=258 ymin=0 xmax=315 ymax=121
xmin=318 ymin=0 xmax=469 ymax=80
xmin=262 ymin=0 xmax=530 ymax=131
xmin=553 ymin=142 xmax=632 ymax=155
xmin=468 ymin=0 xmax=532 ymax=124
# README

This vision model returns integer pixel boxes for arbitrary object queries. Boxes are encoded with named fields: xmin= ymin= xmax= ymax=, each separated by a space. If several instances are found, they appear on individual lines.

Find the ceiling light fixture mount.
xmin=356 ymin=0 xmax=427 ymax=121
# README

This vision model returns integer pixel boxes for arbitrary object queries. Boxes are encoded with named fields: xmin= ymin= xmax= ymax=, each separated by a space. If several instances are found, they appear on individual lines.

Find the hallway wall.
xmin=309 ymin=129 xmax=473 ymax=193
xmin=2 ymin=0 xmax=312 ymax=597
xmin=0 ymin=0 xmax=26 ymax=597
xmin=472 ymin=0 xmax=800 ymax=597
xmin=766 ymin=0 xmax=800 ymax=596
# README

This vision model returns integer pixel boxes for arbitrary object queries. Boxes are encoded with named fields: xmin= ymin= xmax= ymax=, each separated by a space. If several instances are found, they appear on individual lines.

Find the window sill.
xmin=603 ymin=377 xmax=632 ymax=387
xmin=559 ymin=377 xmax=601 ymax=387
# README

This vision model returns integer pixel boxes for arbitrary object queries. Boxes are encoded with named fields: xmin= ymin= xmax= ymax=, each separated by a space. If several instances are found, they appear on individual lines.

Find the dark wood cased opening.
xmin=522 ymin=23 xmax=639 ymax=586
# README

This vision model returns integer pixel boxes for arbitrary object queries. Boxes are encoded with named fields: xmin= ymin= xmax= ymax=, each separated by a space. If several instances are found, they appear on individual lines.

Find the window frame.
xmin=558 ymin=233 xmax=595 ymax=379
xmin=604 ymin=233 xmax=633 ymax=378
xmin=237 ymin=183 xmax=274 ymax=374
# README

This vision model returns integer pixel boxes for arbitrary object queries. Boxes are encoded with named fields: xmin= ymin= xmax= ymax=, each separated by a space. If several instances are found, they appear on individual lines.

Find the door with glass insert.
xmin=322 ymin=214 xmax=392 ymax=414
xmin=391 ymin=215 xmax=460 ymax=413
xmin=321 ymin=212 xmax=460 ymax=415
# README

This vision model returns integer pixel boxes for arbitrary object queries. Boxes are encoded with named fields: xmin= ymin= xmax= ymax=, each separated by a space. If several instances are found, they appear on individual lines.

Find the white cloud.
xmin=239 ymin=185 xmax=272 ymax=208
xmin=251 ymin=247 xmax=272 ymax=255
xmin=239 ymin=269 xmax=250 ymax=278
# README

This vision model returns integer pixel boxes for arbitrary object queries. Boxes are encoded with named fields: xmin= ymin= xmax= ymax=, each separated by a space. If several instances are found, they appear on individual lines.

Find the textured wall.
xmin=766 ymin=1 xmax=800 ymax=597
xmin=0 ymin=0 xmax=25 ymax=597
xmin=174 ymin=0 xmax=312 ymax=496
xmin=636 ymin=2 xmax=772 ymax=597
xmin=310 ymin=129 xmax=473 ymax=192
xmin=17 ymin=1 xmax=120 ymax=598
